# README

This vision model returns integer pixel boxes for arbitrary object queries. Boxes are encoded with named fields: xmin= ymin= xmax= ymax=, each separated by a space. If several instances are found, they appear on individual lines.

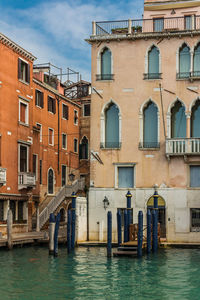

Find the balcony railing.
xmin=139 ymin=142 xmax=160 ymax=149
xmin=96 ymin=74 xmax=114 ymax=81
xmin=93 ymin=15 xmax=200 ymax=36
xmin=0 ymin=168 xmax=6 ymax=184
xmin=100 ymin=142 xmax=121 ymax=149
xmin=144 ymin=73 xmax=162 ymax=80
xmin=166 ymin=138 xmax=200 ymax=156
xmin=18 ymin=172 xmax=36 ymax=189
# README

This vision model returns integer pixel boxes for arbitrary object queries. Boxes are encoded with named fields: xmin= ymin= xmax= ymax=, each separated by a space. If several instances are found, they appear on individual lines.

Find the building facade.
xmin=88 ymin=0 xmax=200 ymax=242
xmin=0 ymin=36 xmax=83 ymax=235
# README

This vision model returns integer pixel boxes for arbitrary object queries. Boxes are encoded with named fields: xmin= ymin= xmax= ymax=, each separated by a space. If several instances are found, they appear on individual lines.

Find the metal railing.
xmin=39 ymin=178 xmax=85 ymax=229
xmin=143 ymin=73 xmax=162 ymax=80
xmin=94 ymin=15 xmax=200 ymax=36
xmin=96 ymin=74 xmax=114 ymax=81
xmin=139 ymin=142 xmax=160 ymax=149
xmin=166 ymin=138 xmax=200 ymax=155
xmin=100 ymin=142 xmax=121 ymax=149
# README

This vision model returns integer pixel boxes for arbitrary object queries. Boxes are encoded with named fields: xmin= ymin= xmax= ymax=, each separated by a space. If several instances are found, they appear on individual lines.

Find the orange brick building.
xmin=0 ymin=33 xmax=82 ymax=234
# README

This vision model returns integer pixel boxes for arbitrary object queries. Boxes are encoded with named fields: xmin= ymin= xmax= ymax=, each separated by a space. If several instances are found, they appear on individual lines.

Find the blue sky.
xmin=0 ymin=0 xmax=143 ymax=81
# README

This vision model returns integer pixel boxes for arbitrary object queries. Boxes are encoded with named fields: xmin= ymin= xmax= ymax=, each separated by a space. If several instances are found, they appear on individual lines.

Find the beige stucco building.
xmin=87 ymin=0 xmax=200 ymax=242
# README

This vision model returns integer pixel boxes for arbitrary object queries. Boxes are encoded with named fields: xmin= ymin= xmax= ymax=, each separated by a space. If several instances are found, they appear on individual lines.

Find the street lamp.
xmin=69 ymin=173 xmax=75 ymax=183
xmin=103 ymin=196 xmax=109 ymax=210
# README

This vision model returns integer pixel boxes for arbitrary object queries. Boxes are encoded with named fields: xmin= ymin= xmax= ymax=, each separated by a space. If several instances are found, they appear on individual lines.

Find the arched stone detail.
xmin=145 ymin=44 xmax=161 ymax=74
xmin=97 ymin=46 xmax=113 ymax=77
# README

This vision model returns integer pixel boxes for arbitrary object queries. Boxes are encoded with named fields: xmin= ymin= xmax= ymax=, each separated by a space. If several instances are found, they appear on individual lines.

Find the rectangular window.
xmin=74 ymin=110 xmax=78 ymax=125
xmin=36 ymin=123 xmax=42 ymax=142
xmin=10 ymin=201 xmax=16 ymax=221
xmin=83 ymin=104 xmax=90 ymax=116
xmin=35 ymin=90 xmax=44 ymax=108
xmin=19 ymin=145 xmax=28 ymax=172
xmin=190 ymin=165 xmax=200 ymax=187
xmin=62 ymin=103 xmax=69 ymax=120
xmin=48 ymin=128 xmax=54 ymax=146
xmin=18 ymin=201 xmax=24 ymax=221
xmin=191 ymin=208 xmax=200 ymax=231
xmin=62 ymin=133 xmax=67 ymax=149
xmin=117 ymin=208 xmax=133 ymax=227
xmin=19 ymin=100 xmax=28 ymax=124
xmin=0 ymin=201 xmax=4 ymax=221
xmin=153 ymin=18 xmax=164 ymax=32
xmin=77 ymin=85 xmax=89 ymax=97
xmin=39 ymin=160 xmax=42 ymax=184
xmin=48 ymin=96 xmax=56 ymax=114
xmin=62 ymin=165 xmax=67 ymax=187
xmin=185 ymin=15 xmax=192 ymax=30
xmin=18 ymin=58 xmax=30 ymax=83
xmin=74 ymin=138 xmax=78 ymax=153
xmin=117 ymin=166 xmax=134 ymax=188
xmin=33 ymin=154 xmax=38 ymax=180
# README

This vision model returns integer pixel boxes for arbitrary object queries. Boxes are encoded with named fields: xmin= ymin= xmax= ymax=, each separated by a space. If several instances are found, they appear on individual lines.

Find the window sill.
xmin=36 ymin=105 xmax=43 ymax=109
xmin=62 ymin=117 xmax=68 ymax=121
xmin=18 ymin=121 xmax=29 ymax=127
xmin=48 ymin=111 xmax=56 ymax=115
xmin=19 ymin=79 xmax=30 ymax=86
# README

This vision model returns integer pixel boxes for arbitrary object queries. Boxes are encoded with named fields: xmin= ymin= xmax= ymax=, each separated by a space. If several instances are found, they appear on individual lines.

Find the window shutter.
xmin=35 ymin=90 xmax=38 ymax=106
xmin=26 ymin=64 xmax=30 ymax=83
xmin=41 ymin=92 xmax=44 ymax=108
xmin=18 ymin=58 xmax=22 ymax=79
xmin=79 ymin=144 xmax=82 ymax=159
xmin=53 ymin=99 xmax=56 ymax=114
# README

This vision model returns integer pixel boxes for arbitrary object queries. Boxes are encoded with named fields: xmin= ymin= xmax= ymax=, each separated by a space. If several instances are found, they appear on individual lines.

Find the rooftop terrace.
xmin=90 ymin=15 xmax=200 ymax=38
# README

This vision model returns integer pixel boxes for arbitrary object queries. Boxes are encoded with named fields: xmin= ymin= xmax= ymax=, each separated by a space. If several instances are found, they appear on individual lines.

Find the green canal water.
xmin=0 ymin=246 xmax=200 ymax=300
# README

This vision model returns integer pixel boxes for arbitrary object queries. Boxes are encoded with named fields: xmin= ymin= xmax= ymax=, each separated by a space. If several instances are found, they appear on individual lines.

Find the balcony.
xmin=18 ymin=172 xmax=36 ymax=190
xmin=92 ymin=15 xmax=200 ymax=37
xmin=166 ymin=138 xmax=200 ymax=157
xmin=144 ymin=73 xmax=162 ymax=80
xmin=139 ymin=142 xmax=160 ymax=149
xmin=100 ymin=142 xmax=121 ymax=149
xmin=0 ymin=168 xmax=6 ymax=185
xmin=96 ymin=74 xmax=114 ymax=81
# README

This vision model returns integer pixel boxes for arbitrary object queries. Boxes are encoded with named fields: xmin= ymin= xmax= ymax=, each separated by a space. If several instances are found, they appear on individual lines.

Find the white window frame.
xmin=97 ymin=46 xmax=113 ymax=79
xmin=18 ymin=144 xmax=29 ymax=172
xmin=19 ymin=98 xmax=29 ymax=125
xmin=35 ymin=89 xmax=43 ymax=108
xmin=74 ymin=138 xmax=78 ymax=153
xmin=18 ymin=57 xmax=29 ymax=84
xmin=48 ymin=128 xmax=54 ymax=146
xmin=33 ymin=153 xmax=38 ymax=180
xmin=36 ymin=123 xmax=42 ymax=142
xmin=62 ymin=133 xmax=67 ymax=150
xmin=114 ymin=163 xmax=135 ymax=189
xmin=62 ymin=103 xmax=69 ymax=120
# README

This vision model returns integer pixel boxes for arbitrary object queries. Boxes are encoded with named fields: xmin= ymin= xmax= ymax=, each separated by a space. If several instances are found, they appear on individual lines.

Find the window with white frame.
xmin=184 ymin=15 xmax=192 ymax=30
xmin=48 ymin=96 xmax=56 ymax=114
xmin=48 ymin=128 xmax=54 ymax=146
xmin=74 ymin=138 xmax=78 ymax=153
xmin=190 ymin=165 xmax=200 ymax=187
xmin=171 ymin=101 xmax=186 ymax=138
xmin=74 ymin=110 xmax=78 ymax=125
xmin=104 ymin=103 xmax=119 ymax=148
xmin=178 ymin=44 xmax=190 ymax=79
xmin=18 ymin=58 xmax=30 ymax=84
xmin=100 ymin=47 xmax=112 ymax=80
xmin=147 ymin=46 xmax=160 ymax=79
xmin=19 ymin=144 xmax=29 ymax=172
xmin=191 ymin=208 xmax=200 ymax=231
xmin=115 ymin=164 xmax=135 ymax=188
xmin=35 ymin=90 xmax=44 ymax=108
xmin=153 ymin=18 xmax=164 ymax=32
xmin=62 ymin=133 xmax=67 ymax=149
xmin=19 ymin=99 xmax=29 ymax=125
xmin=83 ymin=103 xmax=90 ymax=117
xmin=62 ymin=103 xmax=69 ymax=120
xmin=143 ymin=101 xmax=158 ymax=148
xmin=36 ymin=123 xmax=42 ymax=142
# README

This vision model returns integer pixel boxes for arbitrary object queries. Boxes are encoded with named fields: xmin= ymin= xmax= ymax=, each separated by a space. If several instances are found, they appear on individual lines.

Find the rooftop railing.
xmin=92 ymin=15 xmax=200 ymax=36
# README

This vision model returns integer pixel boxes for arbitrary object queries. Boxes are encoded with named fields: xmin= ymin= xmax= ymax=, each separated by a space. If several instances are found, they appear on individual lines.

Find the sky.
xmin=0 ymin=0 xmax=143 ymax=82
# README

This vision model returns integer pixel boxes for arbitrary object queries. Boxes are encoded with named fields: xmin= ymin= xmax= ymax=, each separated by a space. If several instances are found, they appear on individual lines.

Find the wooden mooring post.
xmin=49 ymin=213 xmax=55 ymax=255
xmin=107 ymin=211 xmax=112 ymax=258
xmin=137 ymin=211 xmax=143 ymax=258
xmin=7 ymin=209 xmax=13 ymax=250
xmin=54 ymin=212 xmax=61 ymax=257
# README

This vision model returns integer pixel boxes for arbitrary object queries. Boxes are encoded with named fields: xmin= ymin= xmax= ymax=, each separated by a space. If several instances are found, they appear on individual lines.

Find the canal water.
xmin=0 ymin=246 xmax=200 ymax=299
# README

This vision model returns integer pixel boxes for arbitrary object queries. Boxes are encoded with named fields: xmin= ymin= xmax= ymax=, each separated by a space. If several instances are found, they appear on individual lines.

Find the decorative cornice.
xmin=0 ymin=32 xmax=37 ymax=61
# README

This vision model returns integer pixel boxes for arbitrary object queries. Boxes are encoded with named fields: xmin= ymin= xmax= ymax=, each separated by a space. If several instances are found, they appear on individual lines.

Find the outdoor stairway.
xmin=38 ymin=178 xmax=85 ymax=230
xmin=113 ymin=241 xmax=146 ymax=257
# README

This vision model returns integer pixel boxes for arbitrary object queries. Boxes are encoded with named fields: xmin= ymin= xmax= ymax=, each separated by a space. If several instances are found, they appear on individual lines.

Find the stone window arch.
xmin=177 ymin=43 xmax=191 ymax=79
xmin=97 ymin=46 xmax=113 ymax=80
xmin=145 ymin=44 xmax=161 ymax=79
xmin=47 ymin=168 xmax=54 ymax=195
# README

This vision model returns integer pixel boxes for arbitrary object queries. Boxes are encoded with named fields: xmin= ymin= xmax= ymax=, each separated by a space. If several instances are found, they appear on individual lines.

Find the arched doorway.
xmin=60 ymin=208 xmax=65 ymax=222
xmin=147 ymin=195 xmax=166 ymax=238
xmin=48 ymin=168 xmax=54 ymax=194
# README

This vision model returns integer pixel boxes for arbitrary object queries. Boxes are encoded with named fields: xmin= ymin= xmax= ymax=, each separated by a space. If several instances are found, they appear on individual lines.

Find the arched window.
xmin=191 ymin=99 xmax=200 ymax=137
xmin=148 ymin=46 xmax=160 ymax=79
xmin=79 ymin=136 xmax=89 ymax=159
xmin=193 ymin=43 xmax=200 ymax=77
xmin=179 ymin=44 xmax=190 ymax=78
xmin=48 ymin=168 xmax=54 ymax=194
xmin=101 ymin=48 xmax=112 ymax=80
xmin=143 ymin=101 xmax=158 ymax=148
xmin=171 ymin=101 xmax=186 ymax=138
xmin=105 ymin=103 xmax=119 ymax=148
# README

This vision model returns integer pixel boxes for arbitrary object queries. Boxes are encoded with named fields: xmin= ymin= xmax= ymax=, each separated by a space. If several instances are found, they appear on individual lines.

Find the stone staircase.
xmin=38 ymin=178 xmax=85 ymax=230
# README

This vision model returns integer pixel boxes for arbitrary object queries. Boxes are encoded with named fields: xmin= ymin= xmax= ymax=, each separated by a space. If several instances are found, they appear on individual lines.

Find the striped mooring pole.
xmin=137 ymin=210 xmax=143 ymax=258
xmin=107 ymin=211 xmax=112 ymax=258
xmin=126 ymin=190 xmax=132 ymax=241
xmin=117 ymin=210 xmax=122 ymax=247
xmin=71 ymin=192 xmax=76 ymax=250
xmin=67 ymin=209 xmax=71 ymax=253
xmin=54 ymin=212 xmax=61 ymax=257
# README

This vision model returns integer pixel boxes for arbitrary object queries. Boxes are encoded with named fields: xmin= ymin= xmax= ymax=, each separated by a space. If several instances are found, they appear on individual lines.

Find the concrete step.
xmin=113 ymin=250 xmax=137 ymax=257
xmin=118 ymin=246 xmax=137 ymax=251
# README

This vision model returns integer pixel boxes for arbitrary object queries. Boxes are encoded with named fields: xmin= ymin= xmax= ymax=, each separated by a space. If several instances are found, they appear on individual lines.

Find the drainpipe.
xmin=56 ymin=96 xmax=60 ymax=173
